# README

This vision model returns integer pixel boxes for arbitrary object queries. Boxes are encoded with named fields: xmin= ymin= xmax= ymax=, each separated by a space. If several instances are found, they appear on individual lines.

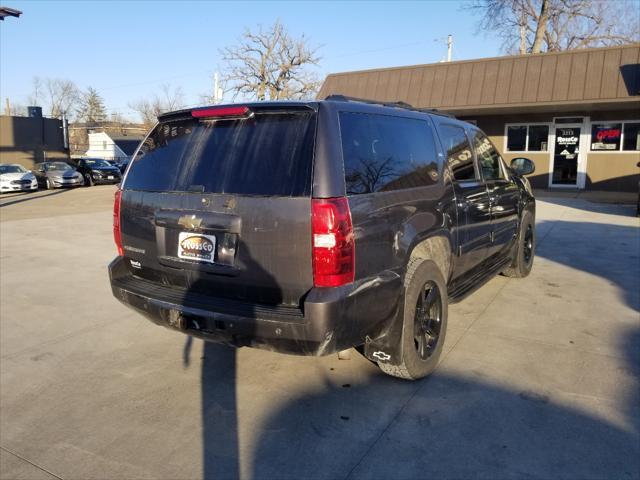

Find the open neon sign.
xmin=595 ymin=128 xmax=621 ymax=141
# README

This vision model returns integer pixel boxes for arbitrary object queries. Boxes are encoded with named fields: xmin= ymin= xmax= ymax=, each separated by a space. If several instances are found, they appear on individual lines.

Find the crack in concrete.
xmin=1 ymin=446 xmax=63 ymax=480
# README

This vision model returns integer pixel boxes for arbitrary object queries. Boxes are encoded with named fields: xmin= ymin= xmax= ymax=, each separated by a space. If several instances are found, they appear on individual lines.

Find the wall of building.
xmin=0 ymin=115 xmax=68 ymax=168
xmin=464 ymin=110 xmax=640 ymax=192
xmin=85 ymin=132 xmax=129 ymax=161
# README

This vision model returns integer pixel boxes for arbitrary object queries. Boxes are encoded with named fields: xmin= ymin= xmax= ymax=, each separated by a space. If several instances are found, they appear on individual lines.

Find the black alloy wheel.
xmin=523 ymin=224 xmax=534 ymax=264
xmin=414 ymin=281 xmax=443 ymax=360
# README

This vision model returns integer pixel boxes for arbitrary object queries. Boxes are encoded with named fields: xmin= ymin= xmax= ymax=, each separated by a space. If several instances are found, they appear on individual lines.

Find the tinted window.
xmin=507 ymin=126 xmax=527 ymax=151
xmin=124 ymin=112 xmax=316 ymax=196
xmin=528 ymin=125 xmax=549 ymax=151
xmin=339 ymin=112 xmax=439 ymax=195
xmin=623 ymin=122 xmax=640 ymax=151
xmin=473 ymin=131 xmax=504 ymax=180
xmin=439 ymin=124 xmax=476 ymax=181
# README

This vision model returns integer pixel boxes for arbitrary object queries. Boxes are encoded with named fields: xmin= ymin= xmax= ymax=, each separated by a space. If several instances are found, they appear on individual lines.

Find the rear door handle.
xmin=494 ymin=205 xmax=505 ymax=212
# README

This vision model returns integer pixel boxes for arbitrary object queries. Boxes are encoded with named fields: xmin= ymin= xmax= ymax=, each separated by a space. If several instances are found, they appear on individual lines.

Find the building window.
xmin=506 ymin=124 xmax=549 ymax=152
xmin=507 ymin=126 xmax=527 ymax=151
xmin=623 ymin=122 xmax=640 ymax=151
xmin=590 ymin=121 xmax=640 ymax=152
xmin=591 ymin=123 xmax=622 ymax=151
xmin=102 ymin=140 xmax=107 ymax=150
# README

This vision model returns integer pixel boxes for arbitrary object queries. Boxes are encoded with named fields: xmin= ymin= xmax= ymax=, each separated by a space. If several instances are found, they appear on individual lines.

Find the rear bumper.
xmin=108 ymin=256 xmax=402 ymax=356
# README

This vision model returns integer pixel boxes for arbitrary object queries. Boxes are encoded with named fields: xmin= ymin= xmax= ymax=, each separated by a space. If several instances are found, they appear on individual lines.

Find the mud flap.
xmin=364 ymin=301 xmax=406 ymax=366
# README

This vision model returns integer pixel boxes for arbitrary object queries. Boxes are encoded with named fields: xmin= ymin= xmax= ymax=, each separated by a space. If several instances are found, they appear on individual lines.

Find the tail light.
xmin=192 ymin=106 xmax=250 ymax=118
xmin=312 ymin=197 xmax=355 ymax=287
xmin=113 ymin=189 xmax=123 ymax=256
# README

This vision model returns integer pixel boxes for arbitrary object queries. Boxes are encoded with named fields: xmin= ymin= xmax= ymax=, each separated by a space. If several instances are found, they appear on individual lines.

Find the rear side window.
xmin=439 ymin=124 xmax=476 ymax=181
xmin=338 ymin=112 xmax=439 ymax=195
xmin=124 ymin=112 xmax=316 ymax=196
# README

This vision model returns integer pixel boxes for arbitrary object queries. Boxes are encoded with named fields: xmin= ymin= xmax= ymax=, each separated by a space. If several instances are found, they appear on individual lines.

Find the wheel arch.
xmin=407 ymin=233 xmax=453 ymax=284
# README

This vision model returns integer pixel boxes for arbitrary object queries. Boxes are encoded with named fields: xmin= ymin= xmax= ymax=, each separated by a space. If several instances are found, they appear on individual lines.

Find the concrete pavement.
xmin=1 ymin=187 xmax=638 ymax=479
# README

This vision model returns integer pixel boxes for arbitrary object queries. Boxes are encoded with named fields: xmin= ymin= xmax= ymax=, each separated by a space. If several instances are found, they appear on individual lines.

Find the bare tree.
xmin=44 ymin=78 xmax=80 ymax=119
xmin=467 ymin=0 xmax=640 ymax=54
xmin=76 ymin=87 xmax=107 ymax=124
xmin=128 ymin=84 xmax=185 ymax=126
xmin=220 ymin=20 xmax=321 ymax=101
xmin=27 ymin=76 xmax=43 ymax=106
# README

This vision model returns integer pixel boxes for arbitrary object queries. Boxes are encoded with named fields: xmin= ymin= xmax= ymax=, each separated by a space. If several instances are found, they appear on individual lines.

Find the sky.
xmin=0 ymin=0 xmax=504 ymax=122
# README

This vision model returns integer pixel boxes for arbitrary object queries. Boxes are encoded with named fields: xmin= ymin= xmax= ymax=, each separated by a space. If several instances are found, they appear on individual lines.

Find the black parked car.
xmin=34 ymin=161 xmax=84 ymax=189
xmin=109 ymin=97 xmax=536 ymax=380
xmin=76 ymin=158 xmax=122 ymax=186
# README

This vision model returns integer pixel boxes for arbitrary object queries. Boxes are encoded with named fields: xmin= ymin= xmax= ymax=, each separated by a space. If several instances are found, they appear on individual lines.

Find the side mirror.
xmin=510 ymin=157 xmax=535 ymax=176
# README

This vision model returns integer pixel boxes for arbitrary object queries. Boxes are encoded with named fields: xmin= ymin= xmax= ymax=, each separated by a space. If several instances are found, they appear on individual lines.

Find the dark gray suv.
xmin=109 ymin=97 xmax=536 ymax=380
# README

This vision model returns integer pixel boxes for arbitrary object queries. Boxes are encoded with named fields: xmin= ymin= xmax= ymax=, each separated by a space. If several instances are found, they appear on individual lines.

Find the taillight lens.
xmin=312 ymin=197 xmax=355 ymax=287
xmin=113 ymin=189 xmax=123 ymax=256
xmin=191 ymin=106 xmax=250 ymax=118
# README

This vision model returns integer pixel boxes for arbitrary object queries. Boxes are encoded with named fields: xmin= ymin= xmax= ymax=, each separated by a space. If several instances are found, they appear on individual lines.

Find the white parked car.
xmin=0 ymin=164 xmax=38 ymax=193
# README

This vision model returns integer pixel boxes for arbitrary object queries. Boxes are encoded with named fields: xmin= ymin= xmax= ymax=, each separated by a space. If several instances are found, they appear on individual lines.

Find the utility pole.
xmin=5 ymin=97 xmax=11 ymax=115
xmin=447 ymin=34 xmax=453 ymax=62
xmin=213 ymin=73 xmax=223 ymax=104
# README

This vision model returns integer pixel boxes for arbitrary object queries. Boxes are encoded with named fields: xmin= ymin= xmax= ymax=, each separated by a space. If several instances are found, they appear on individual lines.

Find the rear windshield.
xmin=123 ymin=111 xmax=316 ymax=196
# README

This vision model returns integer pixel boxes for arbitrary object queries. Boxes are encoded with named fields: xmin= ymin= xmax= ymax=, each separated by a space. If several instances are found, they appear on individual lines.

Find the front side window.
xmin=591 ymin=123 xmax=622 ymax=151
xmin=339 ymin=112 xmax=439 ymax=195
xmin=506 ymin=124 xmax=549 ymax=152
xmin=623 ymin=123 xmax=640 ymax=151
xmin=473 ymin=131 xmax=504 ymax=181
xmin=439 ymin=124 xmax=476 ymax=181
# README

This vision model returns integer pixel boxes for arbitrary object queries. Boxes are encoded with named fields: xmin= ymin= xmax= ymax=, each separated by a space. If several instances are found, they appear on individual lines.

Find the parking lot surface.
xmin=1 ymin=187 xmax=638 ymax=479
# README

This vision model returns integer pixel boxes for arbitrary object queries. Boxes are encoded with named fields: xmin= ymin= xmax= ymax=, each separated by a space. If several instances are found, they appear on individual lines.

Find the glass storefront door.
xmin=552 ymin=126 xmax=581 ymax=186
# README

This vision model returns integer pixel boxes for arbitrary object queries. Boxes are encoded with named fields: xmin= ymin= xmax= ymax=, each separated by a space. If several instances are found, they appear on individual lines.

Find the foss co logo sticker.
xmin=177 ymin=232 xmax=216 ymax=263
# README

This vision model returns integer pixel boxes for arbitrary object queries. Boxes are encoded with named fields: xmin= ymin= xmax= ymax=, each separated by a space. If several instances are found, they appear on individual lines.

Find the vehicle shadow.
xmin=247 ymin=335 xmax=639 ymax=479
xmin=0 ymin=188 xmax=72 ymax=208
xmin=185 ymin=229 xmax=638 ymax=480
xmin=181 ymin=241 xmax=280 ymax=479
xmin=536 ymin=220 xmax=640 ymax=311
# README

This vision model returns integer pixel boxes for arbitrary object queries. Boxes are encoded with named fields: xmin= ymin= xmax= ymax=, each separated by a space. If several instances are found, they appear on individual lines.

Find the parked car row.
xmin=0 ymin=158 xmax=126 ymax=193
xmin=0 ymin=164 xmax=38 ymax=193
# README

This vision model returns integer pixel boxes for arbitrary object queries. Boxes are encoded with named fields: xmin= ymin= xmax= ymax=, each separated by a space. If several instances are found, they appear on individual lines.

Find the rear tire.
xmin=502 ymin=209 xmax=535 ymax=278
xmin=378 ymin=259 xmax=448 ymax=380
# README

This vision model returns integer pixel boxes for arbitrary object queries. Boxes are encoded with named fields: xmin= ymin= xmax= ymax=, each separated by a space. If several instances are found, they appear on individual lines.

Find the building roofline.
xmin=323 ymin=43 xmax=640 ymax=79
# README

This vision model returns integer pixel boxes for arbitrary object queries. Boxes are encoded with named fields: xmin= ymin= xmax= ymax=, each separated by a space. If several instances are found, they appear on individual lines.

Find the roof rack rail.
xmin=323 ymin=94 xmax=454 ymax=118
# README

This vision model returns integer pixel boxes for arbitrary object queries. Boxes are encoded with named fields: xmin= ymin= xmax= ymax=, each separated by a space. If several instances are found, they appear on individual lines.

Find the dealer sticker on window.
xmin=177 ymin=232 xmax=216 ymax=264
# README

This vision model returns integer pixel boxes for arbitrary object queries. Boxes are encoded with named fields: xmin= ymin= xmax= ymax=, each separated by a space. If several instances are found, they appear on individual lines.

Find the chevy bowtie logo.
xmin=372 ymin=351 xmax=391 ymax=361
